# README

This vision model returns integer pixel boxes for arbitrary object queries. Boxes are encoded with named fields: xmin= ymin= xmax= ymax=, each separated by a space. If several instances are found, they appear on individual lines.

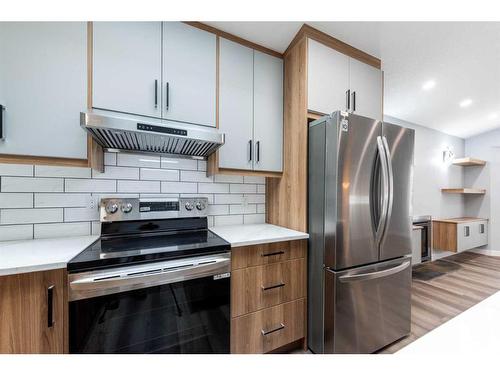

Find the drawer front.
xmin=231 ymin=258 xmax=306 ymax=317
xmin=231 ymin=240 xmax=306 ymax=270
xmin=457 ymin=223 xmax=474 ymax=251
xmin=231 ymin=298 xmax=305 ymax=354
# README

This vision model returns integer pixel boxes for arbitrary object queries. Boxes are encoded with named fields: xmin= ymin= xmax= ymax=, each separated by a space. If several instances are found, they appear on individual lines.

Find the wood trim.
xmin=208 ymin=165 xmax=282 ymax=178
xmin=452 ymin=157 xmax=487 ymax=166
xmin=0 ymin=154 xmax=88 ymax=167
xmin=284 ymin=23 xmax=381 ymax=69
xmin=184 ymin=22 xmax=283 ymax=59
xmin=441 ymin=188 xmax=486 ymax=194
xmin=307 ymin=110 xmax=326 ymax=121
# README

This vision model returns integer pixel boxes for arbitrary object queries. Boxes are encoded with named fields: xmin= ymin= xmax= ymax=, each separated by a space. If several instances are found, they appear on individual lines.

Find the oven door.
xmin=69 ymin=253 xmax=231 ymax=354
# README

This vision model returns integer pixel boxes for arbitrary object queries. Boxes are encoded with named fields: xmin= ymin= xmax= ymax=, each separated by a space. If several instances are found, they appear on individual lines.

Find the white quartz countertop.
xmin=0 ymin=235 xmax=99 ymax=276
xmin=397 ymin=291 xmax=500 ymax=355
xmin=210 ymin=223 xmax=309 ymax=247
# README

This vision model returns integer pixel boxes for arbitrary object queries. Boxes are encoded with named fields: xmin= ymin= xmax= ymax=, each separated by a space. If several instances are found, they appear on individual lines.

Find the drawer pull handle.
xmin=261 ymin=282 xmax=285 ymax=291
xmin=47 ymin=285 xmax=54 ymax=328
xmin=261 ymin=251 xmax=285 ymax=257
xmin=261 ymin=323 xmax=285 ymax=336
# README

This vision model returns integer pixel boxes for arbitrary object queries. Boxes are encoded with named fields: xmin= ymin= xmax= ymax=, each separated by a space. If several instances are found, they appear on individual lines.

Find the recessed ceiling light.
xmin=422 ymin=80 xmax=436 ymax=90
xmin=459 ymin=99 xmax=472 ymax=108
xmin=488 ymin=113 xmax=498 ymax=120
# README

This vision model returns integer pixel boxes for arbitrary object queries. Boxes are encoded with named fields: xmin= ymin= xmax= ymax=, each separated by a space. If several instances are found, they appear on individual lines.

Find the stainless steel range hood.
xmin=81 ymin=110 xmax=224 ymax=159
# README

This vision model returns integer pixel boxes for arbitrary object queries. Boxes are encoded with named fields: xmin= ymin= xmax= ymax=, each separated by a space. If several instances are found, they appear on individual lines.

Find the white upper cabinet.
xmin=0 ymin=22 xmax=87 ymax=159
xmin=162 ymin=23 xmax=216 ymax=127
xmin=218 ymin=38 xmax=254 ymax=170
xmin=93 ymin=22 xmax=162 ymax=118
xmin=307 ymin=38 xmax=383 ymax=120
xmin=349 ymin=58 xmax=383 ymax=120
xmin=307 ymin=39 xmax=349 ymax=115
xmin=253 ymin=51 xmax=283 ymax=172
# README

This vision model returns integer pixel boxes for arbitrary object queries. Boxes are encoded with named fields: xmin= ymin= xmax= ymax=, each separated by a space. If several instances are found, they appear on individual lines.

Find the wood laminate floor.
xmin=379 ymin=251 xmax=500 ymax=353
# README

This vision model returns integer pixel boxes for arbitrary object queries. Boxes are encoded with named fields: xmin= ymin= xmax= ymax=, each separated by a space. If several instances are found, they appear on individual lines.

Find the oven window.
xmin=69 ymin=276 xmax=230 ymax=354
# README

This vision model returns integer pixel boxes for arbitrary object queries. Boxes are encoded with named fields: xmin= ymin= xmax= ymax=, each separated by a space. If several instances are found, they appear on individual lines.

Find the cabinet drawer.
xmin=231 ymin=240 xmax=306 ymax=270
xmin=474 ymin=221 xmax=488 ymax=247
xmin=231 ymin=257 xmax=306 ymax=317
xmin=231 ymin=298 xmax=305 ymax=354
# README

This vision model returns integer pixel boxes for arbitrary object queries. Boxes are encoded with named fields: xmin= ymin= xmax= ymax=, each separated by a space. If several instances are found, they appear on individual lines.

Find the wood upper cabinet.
xmin=217 ymin=39 xmax=284 ymax=173
xmin=93 ymin=22 xmax=216 ymax=127
xmin=0 ymin=22 xmax=88 ymax=160
xmin=307 ymin=38 xmax=383 ymax=120
xmin=93 ymin=22 xmax=163 ymax=118
xmin=0 ymin=269 xmax=66 ymax=354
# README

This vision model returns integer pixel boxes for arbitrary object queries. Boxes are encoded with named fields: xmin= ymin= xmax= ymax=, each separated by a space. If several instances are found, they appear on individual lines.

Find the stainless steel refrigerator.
xmin=308 ymin=111 xmax=414 ymax=354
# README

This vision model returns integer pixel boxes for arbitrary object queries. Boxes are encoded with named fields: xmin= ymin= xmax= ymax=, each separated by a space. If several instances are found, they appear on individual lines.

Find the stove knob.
xmin=196 ymin=201 xmax=206 ymax=211
xmin=106 ymin=203 xmax=119 ymax=214
xmin=121 ymin=202 xmax=133 ymax=213
xmin=184 ymin=202 xmax=194 ymax=211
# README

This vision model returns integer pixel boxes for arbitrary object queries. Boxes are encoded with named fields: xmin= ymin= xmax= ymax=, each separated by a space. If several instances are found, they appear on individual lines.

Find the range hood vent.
xmin=81 ymin=110 xmax=224 ymax=159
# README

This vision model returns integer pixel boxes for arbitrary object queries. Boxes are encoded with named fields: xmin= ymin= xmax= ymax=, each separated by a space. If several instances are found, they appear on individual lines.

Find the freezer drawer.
xmin=324 ymin=256 xmax=411 ymax=354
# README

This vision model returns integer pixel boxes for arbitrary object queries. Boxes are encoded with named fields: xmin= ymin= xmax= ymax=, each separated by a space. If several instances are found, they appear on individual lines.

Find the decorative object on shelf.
xmin=442 ymin=146 xmax=455 ymax=164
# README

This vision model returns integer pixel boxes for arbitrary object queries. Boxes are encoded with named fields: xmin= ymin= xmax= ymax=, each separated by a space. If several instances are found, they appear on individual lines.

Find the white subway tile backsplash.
xmin=0 ymin=224 xmax=34 ymax=241
xmin=34 ymin=222 xmax=91 ymax=239
xmin=0 ymin=152 xmax=266 ymax=239
xmin=117 ymin=153 xmax=161 ymax=168
xmin=0 ymin=163 xmax=33 ymax=177
xmin=117 ymin=180 xmax=160 ymax=193
xmin=181 ymin=170 xmax=213 ymax=183
xmin=65 ymin=179 xmax=116 ymax=193
xmin=35 ymin=165 xmax=91 ymax=178
xmin=161 ymin=157 xmax=198 ymax=170
xmin=2 ymin=177 xmax=63 ymax=193
xmin=1 ymin=208 xmax=63 ymax=225
xmin=35 ymin=193 xmax=90 ymax=208
xmin=161 ymin=181 xmax=197 ymax=194
xmin=92 ymin=166 xmax=139 ymax=180
xmin=140 ymin=168 xmax=179 ymax=181
xmin=0 ymin=193 xmax=33 ymax=208
xmin=230 ymin=183 xmax=257 ymax=193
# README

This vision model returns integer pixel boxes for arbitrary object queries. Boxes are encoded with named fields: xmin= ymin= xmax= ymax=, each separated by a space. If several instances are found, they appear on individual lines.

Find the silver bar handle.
xmin=154 ymin=80 xmax=158 ymax=108
xmin=339 ymin=261 xmax=410 ymax=283
xmin=261 ymin=323 xmax=285 ymax=336
xmin=375 ymin=136 xmax=390 ymax=247
xmin=382 ymin=136 xmax=394 ymax=233
xmin=165 ymin=82 xmax=170 ymax=110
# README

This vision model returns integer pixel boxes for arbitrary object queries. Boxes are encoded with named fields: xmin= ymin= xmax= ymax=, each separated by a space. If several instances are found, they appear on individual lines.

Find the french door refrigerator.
xmin=308 ymin=111 xmax=414 ymax=354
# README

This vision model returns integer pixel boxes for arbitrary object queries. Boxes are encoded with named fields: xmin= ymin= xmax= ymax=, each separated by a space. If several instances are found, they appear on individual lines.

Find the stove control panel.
xmin=100 ymin=197 xmax=209 ymax=222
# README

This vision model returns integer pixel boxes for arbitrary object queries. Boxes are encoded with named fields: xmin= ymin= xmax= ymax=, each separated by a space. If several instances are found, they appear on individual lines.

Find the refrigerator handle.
xmin=338 ymin=260 xmax=410 ymax=283
xmin=382 ymin=136 xmax=394 ymax=235
xmin=375 ymin=136 xmax=390 ymax=247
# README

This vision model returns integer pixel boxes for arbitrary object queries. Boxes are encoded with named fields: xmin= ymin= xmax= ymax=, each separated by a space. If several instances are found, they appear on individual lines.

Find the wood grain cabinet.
xmin=230 ymin=240 xmax=307 ymax=353
xmin=433 ymin=218 xmax=488 ymax=253
xmin=0 ymin=269 xmax=66 ymax=354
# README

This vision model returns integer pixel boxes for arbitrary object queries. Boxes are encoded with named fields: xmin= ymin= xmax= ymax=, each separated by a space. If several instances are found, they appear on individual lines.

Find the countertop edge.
xmin=229 ymin=234 xmax=310 ymax=248
xmin=0 ymin=262 xmax=67 ymax=277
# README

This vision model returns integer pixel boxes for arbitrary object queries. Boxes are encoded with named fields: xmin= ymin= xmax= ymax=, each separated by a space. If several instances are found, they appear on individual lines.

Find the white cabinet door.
xmin=0 ymin=22 xmax=87 ymax=159
xmin=307 ymin=39 xmax=349 ymax=115
xmin=93 ymin=22 xmax=162 ymax=118
xmin=253 ymin=51 xmax=283 ymax=172
xmin=162 ymin=22 xmax=216 ymax=127
xmin=349 ymin=58 xmax=383 ymax=120
xmin=218 ymin=38 xmax=254 ymax=170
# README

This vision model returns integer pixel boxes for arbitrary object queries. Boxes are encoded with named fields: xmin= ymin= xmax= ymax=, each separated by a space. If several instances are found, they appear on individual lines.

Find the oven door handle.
xmin=68 ymin=254 xmax=231 ymax=301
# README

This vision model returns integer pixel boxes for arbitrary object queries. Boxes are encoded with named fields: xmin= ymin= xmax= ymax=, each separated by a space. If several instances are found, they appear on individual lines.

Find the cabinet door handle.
xmin=352 ymin=91 xmax=356 ymax=112
xmin=345 ymin=89 xmax=350 ymax=111
xmin=256 ymin=141 xmax=260 ymax=163
xmin=248 ymin=140 xmax=253 ymax=162
xmin=261 ymin=323 xmax=285 ymax=336
xmin=47 ymin=285 xmax=54 ymax=328
xmin=480 ymin=224 xmax=485 ymax=234
xmin=261 ymin=250 xmax=285 ymax=257
xmin=154 ymin=80 xmax=158 ymax=108
xmin=261 ymin=282 xmax=285 ymax=291
xmin=166 ymin=82 xmax=170 ymax=111
xmin=0 ymin=105 xmax=4 ymax=140
xmin=464 ymin=226 xmax=470 ymax=237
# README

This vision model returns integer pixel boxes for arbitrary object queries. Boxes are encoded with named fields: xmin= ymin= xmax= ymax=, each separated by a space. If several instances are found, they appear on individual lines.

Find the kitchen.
xmin=2 ymin=1 xmax=500 ymax=370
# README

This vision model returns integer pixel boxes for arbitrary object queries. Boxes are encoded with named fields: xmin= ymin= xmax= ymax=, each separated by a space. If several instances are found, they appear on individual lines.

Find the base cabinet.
xmin=433 ymin=218 xmax=488 ymax=252
xmin=0 ymin=269 xmax=66 ymax=354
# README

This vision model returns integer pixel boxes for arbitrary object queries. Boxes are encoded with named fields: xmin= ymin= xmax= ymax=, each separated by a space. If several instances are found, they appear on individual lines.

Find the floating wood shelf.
xmin=441 ymin=188 xmax=486 ymax=195
xmin=452 ymin=157 xmax=486 ymax=166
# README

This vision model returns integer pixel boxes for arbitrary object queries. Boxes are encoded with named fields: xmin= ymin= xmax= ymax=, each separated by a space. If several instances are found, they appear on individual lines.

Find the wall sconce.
xmin=442 ymin=146 xmax=455 ymax=164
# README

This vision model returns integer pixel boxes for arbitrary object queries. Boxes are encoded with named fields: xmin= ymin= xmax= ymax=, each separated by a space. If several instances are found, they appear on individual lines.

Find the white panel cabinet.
xmin=0 ymin=22 xmax=87 ymax=159
xmin=162 ymin=23 xmax=216 ymax=127
xmin=307 ymin=38 xmax=383 ymax=120
xmin=93 ymin=22 xmax=162 ymax=118
xmin=218 ymin=39 xmax=255 ymax=171
xmin=218 ymin=39 xmax=284 ymax=173
xmin=457 ymin=220 xmax=488 ymax=252
xmin=307 ymin=39 xmax=349 ymax=115
xmin=349 ymin=58 xmax=383 ymax=120
xmin=253 ymin=51 xmax=283 ymax=172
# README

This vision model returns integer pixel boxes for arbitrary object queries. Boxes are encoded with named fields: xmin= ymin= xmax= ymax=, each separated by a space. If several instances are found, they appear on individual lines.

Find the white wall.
xmin=0 ymin=152 xmax=266 ymax=241
xmin=384 ymin=115 xmax=465 ymax=219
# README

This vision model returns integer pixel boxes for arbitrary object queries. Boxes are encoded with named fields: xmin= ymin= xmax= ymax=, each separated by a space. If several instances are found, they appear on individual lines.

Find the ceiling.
xmin=207 ymin=22 xmax=500 ymax=139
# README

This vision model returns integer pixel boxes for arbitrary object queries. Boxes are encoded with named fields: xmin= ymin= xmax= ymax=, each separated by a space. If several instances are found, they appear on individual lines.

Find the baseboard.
xmin=469 ymin=249 xmax=500 ymax=257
